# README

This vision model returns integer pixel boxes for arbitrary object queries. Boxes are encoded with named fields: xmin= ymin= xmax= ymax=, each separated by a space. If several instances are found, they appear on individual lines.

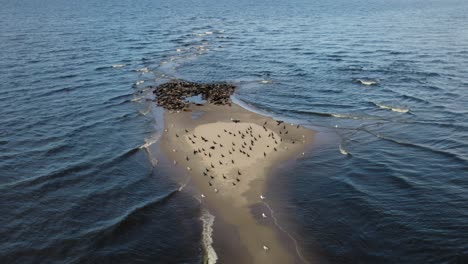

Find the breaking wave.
xmin=372 ymin=102 xmax=410 ymax=113
xmin=200 ymin=210 xmax=217 ymax=264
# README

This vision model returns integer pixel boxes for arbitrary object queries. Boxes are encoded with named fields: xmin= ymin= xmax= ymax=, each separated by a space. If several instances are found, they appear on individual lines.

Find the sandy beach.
xmin=160 ymin=101 xmax=314 ymax=264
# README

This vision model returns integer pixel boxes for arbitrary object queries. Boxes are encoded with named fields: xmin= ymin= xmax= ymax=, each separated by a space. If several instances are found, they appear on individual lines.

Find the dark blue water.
xmin=1 ymin=0 xmax=467 ymax=263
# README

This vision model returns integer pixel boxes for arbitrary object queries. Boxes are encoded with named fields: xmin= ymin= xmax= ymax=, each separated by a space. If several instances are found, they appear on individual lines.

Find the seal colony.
xmin=152 ymin=80 xmax=235 ymax=110
xmin=153 ymin=80 xmax=315 ymax=264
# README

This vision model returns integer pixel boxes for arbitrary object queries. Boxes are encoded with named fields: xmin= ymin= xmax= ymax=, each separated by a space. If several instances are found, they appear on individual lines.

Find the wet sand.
xmin=160 ymin=102 xmax=314 ymax=264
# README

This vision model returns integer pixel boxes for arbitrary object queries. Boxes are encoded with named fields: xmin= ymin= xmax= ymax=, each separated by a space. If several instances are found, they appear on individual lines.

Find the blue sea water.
xmin=1 ymin=0 xmax=467 ymax=263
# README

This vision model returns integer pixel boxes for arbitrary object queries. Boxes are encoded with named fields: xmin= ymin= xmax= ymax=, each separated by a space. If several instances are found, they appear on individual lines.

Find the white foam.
xmin=136 ymin=67 xmax=150 ymax=73
xmin=139 ymin=108 xmax=150 ymax=116
xmin=112 ymin=64 xmax=125 ymax=68
xmin=260 ymin=80 xmax=272 ymax=84
xmin=357 ymin=79 xmax=378 ymax=86
xmin=339 ymin=144 xmax=349 ymax=155
xmin=200 ymin=210 xmax=218 ymax=264
xmin=131 ymin=96 xmax=144 ymax=102
xmin=135 ymin=80 xmax=145 ymax=85
xmin=331 ymin=113 xmax=352 ymax=119
xmin=374 ymin=102 xmax=409 ymax=113
xmin=139 ymin=135 xmax=160 ymax=150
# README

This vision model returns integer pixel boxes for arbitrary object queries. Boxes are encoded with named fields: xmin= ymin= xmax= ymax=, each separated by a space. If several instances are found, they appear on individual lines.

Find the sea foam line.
xmin=373 ymin=102 xmax=409 ymax=113
xmin=262 ymin=201 xmax=311 ymax=264
xmin=200 ymin=210 xmax=218 ymax=264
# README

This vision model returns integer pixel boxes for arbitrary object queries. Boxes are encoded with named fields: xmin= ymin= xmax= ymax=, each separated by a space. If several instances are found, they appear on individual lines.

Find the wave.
xmin=135 ymin=80 xmax=145 ymax=86
xmin=363 ymin=130 xmax=468 ymax=166
xmin=71 ymin=190 xmax=179 ymax=241
xmin=401 ymin=94 xmax=428 ymax=104
xmin=331 ymin=113 xmax=383 ymax=120
xmin=372 ymin=102 xmax=410 ymax=113
xmin=356 ymin=79 xmax=379 ymax=86
xmin=139 ymin=134 xmax=161 ymax=151
xmin=339 ymin=144 xmax=350 ymax=156
xmin=266 ymin=107 xmax=386 ymax=121
xmin=1 ymin=145 xmax=143 ymax=190
xmin=0 ymin=162 xmax=94 ymax=190
xmin=35 ymin=86 xmax=76 ymax=98
xmin=200 ymin=210 xmax=218 ymax=264
xmin=136 ymin=67 xmax=150 ymax=73
xmin=44 ymin=144 xmax=71 ymax=155
xmin=131 ymin=96 xmax=145 ymax=102
xmin=111 ymin=64 xmax=125 ymax=68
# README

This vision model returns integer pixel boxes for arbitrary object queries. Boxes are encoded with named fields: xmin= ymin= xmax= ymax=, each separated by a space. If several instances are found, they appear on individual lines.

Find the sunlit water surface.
xmin=1 ymin=0 xmax=467 ymax=263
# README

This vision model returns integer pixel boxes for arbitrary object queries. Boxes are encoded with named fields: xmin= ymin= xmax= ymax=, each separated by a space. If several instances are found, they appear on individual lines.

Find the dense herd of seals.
xmin=151 ymin=80 xmax=236 ymax=110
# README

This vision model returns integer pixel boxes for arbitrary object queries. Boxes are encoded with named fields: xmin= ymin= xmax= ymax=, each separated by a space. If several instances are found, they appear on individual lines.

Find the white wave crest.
xmin=131 ymin=96 xmax=144 ymax=102
xmin=112 ymin=64 xmax=125 ymax=68
xmin=373 ymin=102 xmax=409 ymax=113
xmin=136 ymin=67 xmax=150 ymax=73
xmin=339 ymin=144 xmax=349 ymax=155
xmin=139 ymin=135 xmax=160 ymax=150
xmin=356 ymin=79 xmax=378 ymax=86
xmin=200 ymin=210 xmax=218 ymax=264
xmin=331 ymin=113 xmax=361 ymax=120
xmin=139 ymin=108 xmax=151 ymax=116
xmin=331 ymin=113 xmax=348 ymax=118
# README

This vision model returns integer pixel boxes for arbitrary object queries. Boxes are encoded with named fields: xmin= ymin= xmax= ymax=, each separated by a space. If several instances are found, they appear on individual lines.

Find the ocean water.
xmin=1 ymin=0 xmax=467 ymax=263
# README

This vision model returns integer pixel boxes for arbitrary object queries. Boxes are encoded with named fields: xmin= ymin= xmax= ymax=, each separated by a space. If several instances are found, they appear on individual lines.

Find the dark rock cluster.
xmin=152 ymin=80 xmax=236 ymax=110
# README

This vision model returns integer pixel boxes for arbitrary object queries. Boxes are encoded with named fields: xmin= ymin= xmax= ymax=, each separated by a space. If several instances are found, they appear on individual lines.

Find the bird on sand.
xmin=263 ymin=245 xmax=269 ymax=251
xmin=262 ymin=213 xmax=267 ymax=218
xmin=260 ymin=195 xmax=265 ymax=200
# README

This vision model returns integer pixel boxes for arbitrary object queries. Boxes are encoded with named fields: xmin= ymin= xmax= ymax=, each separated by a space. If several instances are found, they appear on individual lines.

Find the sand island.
xmin=152 ymin=81 xmax=315 ymax=264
